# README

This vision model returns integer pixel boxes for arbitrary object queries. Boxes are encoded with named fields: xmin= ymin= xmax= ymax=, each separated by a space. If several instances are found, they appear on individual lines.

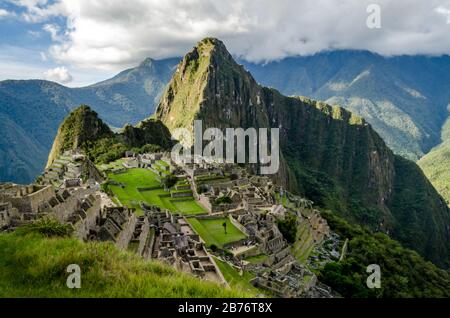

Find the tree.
xmin=215 ymin=196 xmax=232 ymax=205
xmin=162 ymin=174 xmax=177 ymax=189
xmin=277 ymin=213 xmax=297 ymax=243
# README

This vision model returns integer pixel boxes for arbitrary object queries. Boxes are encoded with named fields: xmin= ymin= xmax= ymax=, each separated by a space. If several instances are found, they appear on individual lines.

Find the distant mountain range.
xmin=1 ymin=49 xmax=449 ymax=196
xmin=0 ymin=57 xmax=178 ymax=183
xmin=244 ymin=51 xmax=450 ymax=160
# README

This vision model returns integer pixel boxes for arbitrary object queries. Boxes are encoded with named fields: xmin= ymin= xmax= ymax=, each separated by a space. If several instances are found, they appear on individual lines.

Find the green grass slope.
xmin=187 ymin=217 xmax=247 ymax=248
xmin=0 ymin=230 xmax=251 ymax=298
xmin=419 ymin=140 xmax=450 ymax=205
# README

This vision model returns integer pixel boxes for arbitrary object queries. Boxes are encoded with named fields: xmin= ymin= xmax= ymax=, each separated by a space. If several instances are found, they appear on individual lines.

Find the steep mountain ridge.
xmin=419 ymin=112 xmax=450 ymax=204
xmin=156 ymin=38 xmax=450 ymax=267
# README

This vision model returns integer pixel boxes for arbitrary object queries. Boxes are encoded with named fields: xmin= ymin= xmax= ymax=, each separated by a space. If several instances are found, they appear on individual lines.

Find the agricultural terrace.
xmin=187 ymin=217 xmax=247 ymax=248
xmin=106 ymin=168 xmax=206 ymax=216
xmin=212 ymin=256 xmax=263 ymax=295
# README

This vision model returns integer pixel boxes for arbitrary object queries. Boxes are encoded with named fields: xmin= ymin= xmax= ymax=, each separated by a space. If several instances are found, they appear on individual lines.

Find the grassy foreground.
xmin=0 ymin=231 xmax=252 ymax=298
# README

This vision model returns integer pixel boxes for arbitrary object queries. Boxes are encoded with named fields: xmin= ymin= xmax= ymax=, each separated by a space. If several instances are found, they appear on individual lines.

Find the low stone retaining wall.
xmin=116 ymin=214 xmax=138 ymax=250
xmin=228 ymin=214 xmax=249 ymax=236
xmin=171 ymin=191 xmax=193 ymax=198
xmin=137 ymin=186 xmax=162 ymax=192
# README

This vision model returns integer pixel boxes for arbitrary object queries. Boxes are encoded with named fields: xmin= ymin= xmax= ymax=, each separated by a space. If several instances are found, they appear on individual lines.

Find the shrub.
xmin=197 ymin=184 xmax=209 ymax=194
xmin=215 ymin=196 xmax=232 ymax=205
xmin=19 ymin=217 xmax=74 ymax=237
xmin=276 ymin=213 xmax=297 ymax=243
xmin=162 ymin=174 xmax=177 ymax=188
xmin=139 ymin=144 xmax=162 ymax=154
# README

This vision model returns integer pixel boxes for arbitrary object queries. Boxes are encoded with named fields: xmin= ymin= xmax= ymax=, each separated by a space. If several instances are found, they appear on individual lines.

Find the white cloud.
xmin=0 ymin=45 xmax=114 ymax=87
xmin=43 ymin=23 xmax=63 ymax=41
xmin=436 ymin=6 xmax=450 ymax=23
xmin=27 ymin=30 xmax=41 ymax=38
xmin=10 ymin=0 xmax=450 ymax=70
xmin=0 ymin=8 xmax=12 ymax=18
xmin=40 ymin=51 xmax=47 ymax=61
xmin=8 ymin=0 xmax=67 ymax=22
xmin=43 ymin=66 xmax=73 ymax=84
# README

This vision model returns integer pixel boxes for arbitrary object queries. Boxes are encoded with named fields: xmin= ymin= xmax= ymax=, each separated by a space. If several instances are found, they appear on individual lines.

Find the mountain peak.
xmin=196 ymin=37 xmax=227 ymax=52
xmin=155 ymin=37 xmax=249 ymax=133
xmin=182 ymin=37 xmax=234 ymax=71
xmin=46 ymin=105 xmax=113 ymax=167
xmin=138 ymin=57 xmax=155 ymax=68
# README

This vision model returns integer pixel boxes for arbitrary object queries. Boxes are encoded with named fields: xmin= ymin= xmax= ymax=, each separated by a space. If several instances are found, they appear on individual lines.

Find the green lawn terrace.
xmin=212 ymin=256 xmax=265 ymax=295
xmin=97 ymin=158 xmax=125 ymax=172
xmin=243 ymin=253 xmax=269 ymax=265
xmin=186 ymin=217 xmax=247 ymax=249
xmin=148 ymin=159 xmax=171 ymax=177
xmin=105 ymin=168 xmax=207 ymax=216
xmin=194 ymin=172 xmax=231 ymax=186
xmin=292 ymin=220 xmax=316 ymax=264
xmin=274 ymin=188 xmax=314 ymax=211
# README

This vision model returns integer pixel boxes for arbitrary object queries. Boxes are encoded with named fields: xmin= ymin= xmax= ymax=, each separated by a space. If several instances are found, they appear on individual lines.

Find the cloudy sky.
xmin=1 ymin=0 xmax=450 ymax=86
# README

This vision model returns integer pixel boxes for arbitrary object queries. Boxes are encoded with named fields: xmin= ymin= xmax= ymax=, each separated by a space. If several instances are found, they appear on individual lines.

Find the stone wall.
xmin=0 ymin=202 xmax=16 ymax=228
xmin=116 ymin=213 xmax=138 ymax=250
xmin=228 ymin=214 xmax=249 ymax=236
xmin=138 ymin=218 xmax=150 ymax=256
xmin=51 ymin=195 xmax=81 ymax=222
xmin=7 ymin=185 xmax=54 ymax=213
xmin=74 ymin=195 xmax=102 ymax=240
xmin=197 ymin=194 xmax=212 ymax=213
xmin=171 ymin=191 xmax=193 ymax=198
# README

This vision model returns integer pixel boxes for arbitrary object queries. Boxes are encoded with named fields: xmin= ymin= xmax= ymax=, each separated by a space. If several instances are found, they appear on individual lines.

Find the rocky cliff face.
xmin=156 ymin=38 xmax=450 ymax=267
xmin=121 ymin=118 xmax=173 ymax=149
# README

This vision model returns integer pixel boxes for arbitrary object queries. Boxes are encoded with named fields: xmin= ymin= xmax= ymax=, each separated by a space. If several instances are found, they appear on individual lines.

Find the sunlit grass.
xmin=0 ymin=231 xmax=253 ymax=298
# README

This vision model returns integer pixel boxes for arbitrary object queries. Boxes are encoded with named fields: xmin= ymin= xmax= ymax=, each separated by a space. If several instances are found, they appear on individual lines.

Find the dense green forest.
xmin=319 ymin=210 xmax=450 ymax=298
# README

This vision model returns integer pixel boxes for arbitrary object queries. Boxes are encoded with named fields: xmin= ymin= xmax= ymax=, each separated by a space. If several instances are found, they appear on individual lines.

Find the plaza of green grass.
xmin=106 ymin=168 xmax=206 ymax=216
xmin=186 ymin=217 xmax=247 ymax=248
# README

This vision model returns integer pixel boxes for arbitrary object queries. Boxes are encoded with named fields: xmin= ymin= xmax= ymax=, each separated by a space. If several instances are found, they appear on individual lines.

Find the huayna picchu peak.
xmin=156 ymin=38 xmax=450 ymax=268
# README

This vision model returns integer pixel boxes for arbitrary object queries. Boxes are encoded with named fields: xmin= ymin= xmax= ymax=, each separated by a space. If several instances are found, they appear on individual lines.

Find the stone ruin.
xmin=0 ymin=181 xmax=102 ymax=238
xmin=142 ymin=205 xmax=225 ymax=284
xmin=40 ymin=150 xmax=104 ymax=187
xmin=0 ymin=202 xmax=18 ymax=230
xmin=251 ymin=262 xmax=317 ymax=298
